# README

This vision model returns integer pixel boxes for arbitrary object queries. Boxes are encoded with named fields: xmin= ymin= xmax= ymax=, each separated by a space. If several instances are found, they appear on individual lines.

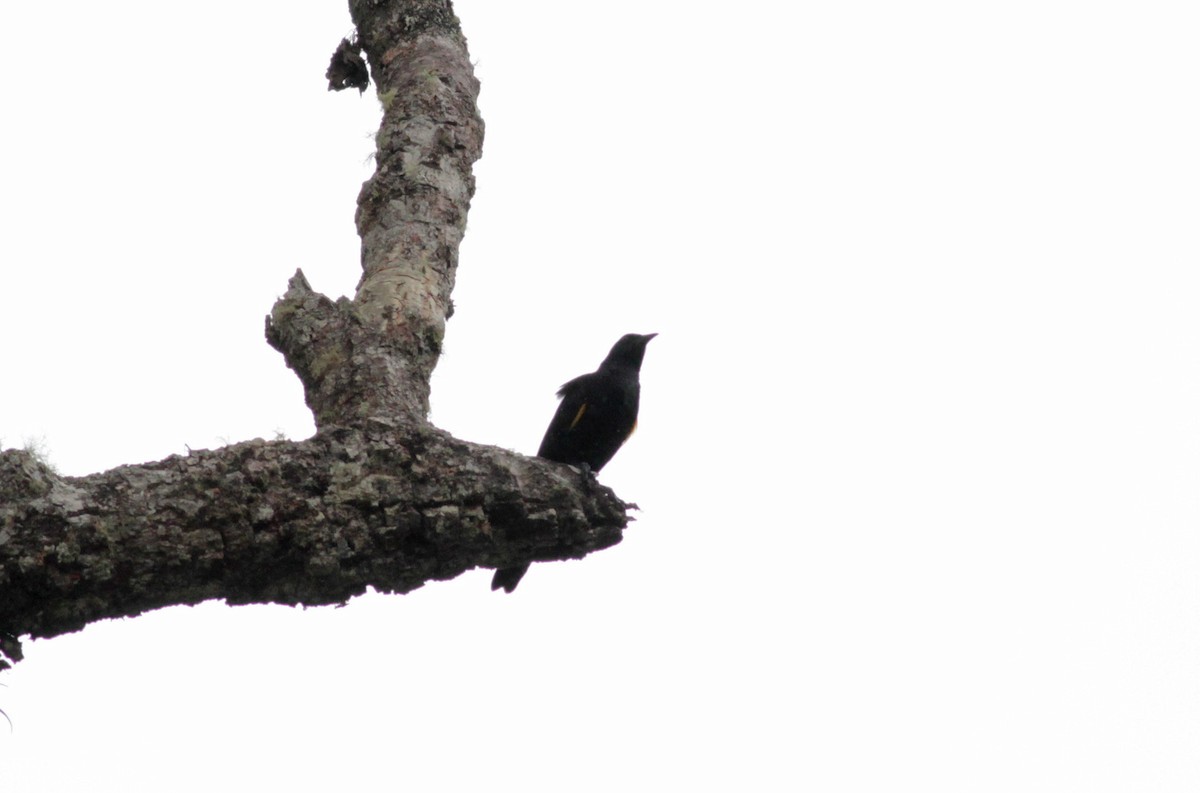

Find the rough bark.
xmin=0 ymin=429 xmax=626 ymax=666
xmin=0 ymin=1 xmax=632 ymax=669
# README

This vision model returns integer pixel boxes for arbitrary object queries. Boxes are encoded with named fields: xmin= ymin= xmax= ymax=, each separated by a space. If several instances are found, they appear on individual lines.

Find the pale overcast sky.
xmin=2 ymin=2 xmax=1199 ymax=790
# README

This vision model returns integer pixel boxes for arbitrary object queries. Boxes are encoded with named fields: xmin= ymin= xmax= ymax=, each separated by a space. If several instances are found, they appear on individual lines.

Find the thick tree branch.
xmin=0 ymin=431 xmax=626 ymax=661
xmin=351 ymin=0 xmax=483 ymax=413
xmin=0 ymin=2 xmax=631 ymax=669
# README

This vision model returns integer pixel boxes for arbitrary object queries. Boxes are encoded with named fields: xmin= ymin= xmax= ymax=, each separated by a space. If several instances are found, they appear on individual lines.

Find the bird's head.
xmin=601 ymin=333 xmax=657 ymax=371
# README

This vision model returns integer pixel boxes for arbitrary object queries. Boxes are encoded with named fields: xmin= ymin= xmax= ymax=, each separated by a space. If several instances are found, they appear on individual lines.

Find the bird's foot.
xmin=576 ymin=462 xmax=600 ymax=491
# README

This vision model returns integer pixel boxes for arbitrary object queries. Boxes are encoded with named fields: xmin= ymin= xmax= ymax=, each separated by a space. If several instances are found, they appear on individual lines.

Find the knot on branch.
xmin=266 ymin=269 xmax=432 ymax=426
xmin=326 ymin=37 xmax=370 ymax=93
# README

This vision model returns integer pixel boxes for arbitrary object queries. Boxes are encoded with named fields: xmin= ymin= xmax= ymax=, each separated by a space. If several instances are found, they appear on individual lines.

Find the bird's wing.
xmin=538 ymin=374 xmax=594 ymax=460
xmin=555 ymin=372 xmax=591 ymax=399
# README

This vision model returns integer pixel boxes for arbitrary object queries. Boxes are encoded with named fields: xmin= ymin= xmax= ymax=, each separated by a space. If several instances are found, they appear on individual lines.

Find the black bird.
xmin=492 ymin=332 xmax=657 ymax=593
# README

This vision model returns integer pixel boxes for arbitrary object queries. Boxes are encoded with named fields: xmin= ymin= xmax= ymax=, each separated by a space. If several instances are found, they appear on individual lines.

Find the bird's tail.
xmin=491 ymin=564 xmax=531 ymax=593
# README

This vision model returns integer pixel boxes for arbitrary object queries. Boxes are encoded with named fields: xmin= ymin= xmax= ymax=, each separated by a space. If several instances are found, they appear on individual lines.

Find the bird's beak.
xmin=644 ymin=333 xmax=658 ymax=342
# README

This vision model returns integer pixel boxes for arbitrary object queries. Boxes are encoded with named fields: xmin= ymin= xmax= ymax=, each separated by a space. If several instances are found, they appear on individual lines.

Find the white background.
xmin=2 ymin=1 xmax=1199 ymax=790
